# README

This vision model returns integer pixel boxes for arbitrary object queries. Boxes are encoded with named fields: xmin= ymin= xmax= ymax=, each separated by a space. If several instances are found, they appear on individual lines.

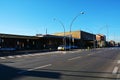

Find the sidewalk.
xmin=0 ymin=49 xmax=57 ymax=57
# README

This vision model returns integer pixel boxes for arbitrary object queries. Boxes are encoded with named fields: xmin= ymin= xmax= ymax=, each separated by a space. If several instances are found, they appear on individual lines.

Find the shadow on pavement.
xmin=40 ymin=69 xmax=120 ymax=79
xmin=40 ymin=69 xmax=112 ymax=74
xmin=0 ymin=64 xmax=61 ymax=80
xmin=0 ymin=64 xmax=120 ymax=80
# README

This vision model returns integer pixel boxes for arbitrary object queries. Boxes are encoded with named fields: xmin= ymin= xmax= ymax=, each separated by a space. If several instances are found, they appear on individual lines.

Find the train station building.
xmin=0 ymin=30 xmax=99 ymax=51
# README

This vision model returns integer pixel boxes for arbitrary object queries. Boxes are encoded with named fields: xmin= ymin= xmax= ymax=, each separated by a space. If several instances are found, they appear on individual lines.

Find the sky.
xmin=0 ymin=0 xmax=120 ymax=42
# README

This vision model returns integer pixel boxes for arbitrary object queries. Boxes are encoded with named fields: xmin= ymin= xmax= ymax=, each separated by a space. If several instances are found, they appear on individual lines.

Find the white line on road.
xmin=117 ymin=60 xmax=120 ymax=64
xmin=87 ymin=54 xmax=93 ymax=56
xmin=0 ymin=57 xmax=6 ymax=59
xmin=112 ymin=66 xmax=119 ymax=74
xmin=27 ymin=54 xmax=33 ymax=56
xmin=18 ymin=64 xmax=52 ymax=74
xmin=68 ymin=56 xmax=81 ymax=61
xmin=7 ymin=56 xmax=14 ymax=59
xmin=62 ymin=51 xmax=67 ymax=54
xmin=22 ymin=55 xmax=29 ymax=57
xmin=71 ymin=52 xmax=74 ymax=53
xmin=15 ymin=55 xmax=22 ymax=58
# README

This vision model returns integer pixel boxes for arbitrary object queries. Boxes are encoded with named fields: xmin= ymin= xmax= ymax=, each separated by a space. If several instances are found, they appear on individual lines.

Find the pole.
xmin=69 ymin=12 xmax=84 ymax=49
xmin=54 ymin=18 xmax=66 ymax=47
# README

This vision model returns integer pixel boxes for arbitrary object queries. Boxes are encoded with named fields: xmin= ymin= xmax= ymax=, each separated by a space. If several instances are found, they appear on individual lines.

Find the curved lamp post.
xmin=54 ymin=18 xmax=66 ymax=46
xmin=69 ymin=12 xmax=84 ymax=48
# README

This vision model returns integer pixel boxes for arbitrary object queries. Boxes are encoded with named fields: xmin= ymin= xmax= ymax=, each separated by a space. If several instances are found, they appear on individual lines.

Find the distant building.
xmin=53 ymin=30 xmax=96 ymax=48
xmin=0 ymin=33 xmax=41 ymax=50
xmin=96 ymin=34 xmax=106 ymax=47
xmin=118 ymin=42 xmax=120 ymax=47
xmin=0 ymin=30 xmax=100 ymax=51
xmin=109 ymin=40 xmax=115 ymax=47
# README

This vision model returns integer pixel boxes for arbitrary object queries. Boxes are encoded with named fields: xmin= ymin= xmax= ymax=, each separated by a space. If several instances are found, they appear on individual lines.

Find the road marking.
xmin=117 ymin=60 xmax=120 ymax=64
xmin=8 ymin=56 xmax=14 ymax=58
xmin=27 ymin=54 xmax=33 ymax=56
xmin=31 ymin=54 xmax=36 ymax=56
xmin=33 ymin=54 xmax=40 ymax=56
xmin=62 ymin=51 xmax=67 ymax=54
xmin=112 ymin=66 xmax=119 ymax=74
xmin=15 ymin=55 xmax=22 ymax=58
xmin=28 ymin=54 xmax=35 ymax=56
xmin=87 ymin=53 xmax=94 ymax=56
xmin=18 ymin=64 xmax=52 ymax=74
xmin=0 ymin=57 xmax=6 ymax=59
xmin=22 ymin=55 xmax=29 ymax=57
xmin=68 ymin=56 xmax=81 ymax=61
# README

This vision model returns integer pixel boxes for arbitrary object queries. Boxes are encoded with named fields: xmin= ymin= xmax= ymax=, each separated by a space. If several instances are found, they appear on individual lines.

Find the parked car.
xmin=57 ymin=45 xmax=71 ymax=51
xmin=71 ymin=46 xmax=78 ymax=49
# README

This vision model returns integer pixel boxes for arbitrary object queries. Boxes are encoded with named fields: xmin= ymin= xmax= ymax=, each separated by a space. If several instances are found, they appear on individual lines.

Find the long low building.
xmin=0 ymin=33 xmax=41 ymax=50
xmin=0 ymin=30 xmax=98 ymax=51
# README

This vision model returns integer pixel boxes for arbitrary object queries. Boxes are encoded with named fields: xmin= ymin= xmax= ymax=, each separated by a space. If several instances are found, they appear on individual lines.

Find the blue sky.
xmin=0 ymin=0 xmax=120 ymax=42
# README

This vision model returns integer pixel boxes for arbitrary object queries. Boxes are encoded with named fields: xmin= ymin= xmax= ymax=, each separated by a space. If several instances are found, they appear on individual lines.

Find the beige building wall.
xmin=96 ymin=34 xmax=106 ymax=41
xmin=53 ymin=31 xmax=81 ymax=39
xmin=53 ymin=30 xmax=96 ymax=41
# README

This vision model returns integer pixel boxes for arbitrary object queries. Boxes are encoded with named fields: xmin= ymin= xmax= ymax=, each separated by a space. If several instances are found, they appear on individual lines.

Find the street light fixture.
xmin=69 ymin=12 xmax=84 ymax=48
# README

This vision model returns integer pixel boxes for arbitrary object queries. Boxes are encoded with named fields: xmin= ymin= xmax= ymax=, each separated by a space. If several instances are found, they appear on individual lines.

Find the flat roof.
xmin=0 ymin=33 xmax=39 ymax=39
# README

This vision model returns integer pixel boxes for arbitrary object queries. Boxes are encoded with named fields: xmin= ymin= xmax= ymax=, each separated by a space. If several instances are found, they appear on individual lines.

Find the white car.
xmin=57 ymin=45 xmax=71 ymax=51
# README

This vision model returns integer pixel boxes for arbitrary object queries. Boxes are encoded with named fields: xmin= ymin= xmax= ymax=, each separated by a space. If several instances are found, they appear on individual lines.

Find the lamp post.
xmin=54 ymin=18 xmax=66 ymax=46
xmin=69 ymin=12 xmax=84 ymax=48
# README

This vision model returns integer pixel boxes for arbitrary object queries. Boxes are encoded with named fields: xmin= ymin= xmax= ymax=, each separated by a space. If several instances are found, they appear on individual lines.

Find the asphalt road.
xmin=0 ymin=47 xmax=120 ymax=80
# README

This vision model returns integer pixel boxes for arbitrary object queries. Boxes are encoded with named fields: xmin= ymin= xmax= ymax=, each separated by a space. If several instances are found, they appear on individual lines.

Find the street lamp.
xmin=69 ymin=12 xmax=84 ymax=48
xmin=54 ymin=18 xmax=66 ymax=46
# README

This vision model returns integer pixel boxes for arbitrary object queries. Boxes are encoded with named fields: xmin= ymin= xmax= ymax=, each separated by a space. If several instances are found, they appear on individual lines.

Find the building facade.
xmin=96 ymin=34 xmax=106 ymax=47
xmin=54 ymin=30 xmax=96 ymax=48
xmin=0 ymin=30 xmax=98 ymax=52
xmin=109 ymin=40 xmax=115 ymax=47
xmin=0 ymin=33 xmax=42 ymax=50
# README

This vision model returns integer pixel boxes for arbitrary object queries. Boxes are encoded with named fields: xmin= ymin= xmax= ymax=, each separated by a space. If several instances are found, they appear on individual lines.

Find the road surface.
xmin=0 ymin=48 xmax=120 ymax=80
